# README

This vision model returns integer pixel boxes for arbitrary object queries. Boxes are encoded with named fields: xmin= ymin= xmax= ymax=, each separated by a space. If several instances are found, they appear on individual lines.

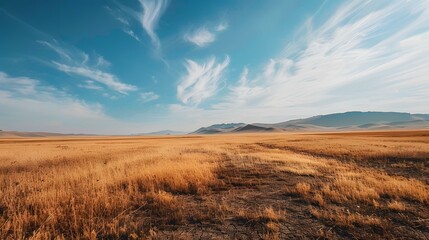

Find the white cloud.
xmin=0 ymin=72 xmax=171 ymax=134
xmin=184 ymin=21 xmax=228 ymax=47
xmin=105 ymin=6 xmax=142 ymax=43
xmin=78 ymin=80 xmax=103 ymax=91
xmin=184 ymin=27 xmax=216 ymax=47
xmin=215 ymin=22 xmax=228 ymax=32
xmin=54 ymin=62 xmax=137 ymax=94
xmin=214 ymin=0 xmax=429 ymax=118
xmin=177 ymin=56 xmax=230 ymax=105
xmin=37 ymin=40 xmax=72 ymax=61
xmin=124 ymin=29 xmax=142 ymax=42
xmin=164 ymin=0 xmax=429 ymax=131
xmin=138 ymin=0 xmax=169 ymax=48
xmin=140 ymin=91 xmax=159 ymax=103
xmin=0 ymin=72 xmax=119 ymax=133
xmin=95 ymin=56 xmax=111 ymax=68
xmin=39 ymin=40 xmax=137 ymax=94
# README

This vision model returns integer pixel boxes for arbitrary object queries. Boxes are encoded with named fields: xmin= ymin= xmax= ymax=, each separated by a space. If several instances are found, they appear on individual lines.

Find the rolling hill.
xmin=191 ymin=123 xmax=246 ymax=134
xmin=0 ymin=131 xmax=94 ymax=138
xmin=2 ymin=112 xmax=428 ymax=137
xmin=191 ymin=112 xmax=429 ymax=134
xmin=134 ymin=130 xmax=186 ymax=136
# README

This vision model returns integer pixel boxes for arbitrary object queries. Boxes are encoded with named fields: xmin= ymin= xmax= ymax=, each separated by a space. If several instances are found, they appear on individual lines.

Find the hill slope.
xmin=134 ymin=130 xmax=186 ymax=136
xmin=191 ymin=123 xmax=246 ymax=134
xmin=0 ymin=131 xmax=92 ymax=138
xmin=191 ymin=112 xmax=429 ymax=134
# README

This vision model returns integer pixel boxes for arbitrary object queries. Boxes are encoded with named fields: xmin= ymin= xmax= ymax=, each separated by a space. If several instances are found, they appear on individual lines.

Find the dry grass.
xmin=295 ymin=182 xmax=311 ymax=196
xmin=310 ymin=207 xmax=384 ymax=228
xmin=235 ymin=206 xmax=286 ymax=239
xmin=0 ymin=137 xmax=221 ymax=239
xmin=0 ymin=130 xmax=428 ymax=238
xmin=236 ymin=206 xmax=285 ymax=223
xmin=320 ymin=171 xmax=429 ymax=205
xmin=387 ymin=200 xmax=406 ymax=211
xmin=258 ymin=131 xmax=429 ymax=163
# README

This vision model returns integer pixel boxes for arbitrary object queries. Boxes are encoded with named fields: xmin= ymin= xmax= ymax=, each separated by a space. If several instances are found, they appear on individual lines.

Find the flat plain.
xmin=0 ymin=130 xmax=428 ymax=239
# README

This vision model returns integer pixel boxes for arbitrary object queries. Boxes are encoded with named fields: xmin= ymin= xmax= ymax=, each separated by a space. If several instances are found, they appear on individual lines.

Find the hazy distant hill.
xmin=0 ymin=131 xmax=93 ymax=138
xmin=135 ymin=130 xmax=186 ymax=136
xmin=191 ymin=123 xmax=246 ymax=134
xmin=276 ymin=111 xmax=415 ymax=127
xmin=191 ymin=112 xmax=429 ymax=134
xmin=3 ymin=112 xmax=428 ymax=137
xmin=232 ymin=124 xmax=279 ymax=133
xmin=412 ymin=114 xmax=429 ymax=120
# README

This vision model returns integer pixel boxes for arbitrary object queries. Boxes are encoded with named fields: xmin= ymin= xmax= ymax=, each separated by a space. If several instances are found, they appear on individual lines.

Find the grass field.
xmin=0 ymin=131 xmax=428 ymax=239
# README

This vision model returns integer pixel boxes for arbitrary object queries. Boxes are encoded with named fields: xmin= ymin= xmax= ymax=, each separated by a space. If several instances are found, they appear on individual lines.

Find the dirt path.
xmin=151 ymin=150 xmax=429 ymax=239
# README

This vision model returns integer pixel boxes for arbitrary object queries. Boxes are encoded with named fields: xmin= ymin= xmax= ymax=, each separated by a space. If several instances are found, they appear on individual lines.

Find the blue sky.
xmin=1 ymin=0 xmax=428 ymax=134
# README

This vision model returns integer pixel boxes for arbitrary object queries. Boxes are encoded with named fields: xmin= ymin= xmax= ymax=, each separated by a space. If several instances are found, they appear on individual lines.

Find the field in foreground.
xmin=0 ymin=131 xmax=428 ymax=239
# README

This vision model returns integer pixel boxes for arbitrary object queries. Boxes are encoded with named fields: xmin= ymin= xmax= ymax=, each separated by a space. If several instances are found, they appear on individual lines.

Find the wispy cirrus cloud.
xmin=177 ymin=56 xmax=230 ymax=105
xmin=184 ymin=27 xmax=216 ymax=47
xmin=215 ymin=22 xmax=228 ymax=32
xmin=124 ymin=29 xmax=142 ymax=42
xmin=138 ymin=0 xmax=169 ymax=48
xmin=140 ymin=91 xmax=159 ymax=103
xmin=105 ymin=6 xmax=142 ymax=43
xmin=214 ymin=0 xmax=429 ymax=117
xmin=78 ymin=80 xmax=103 ymax=91
xmin=54 ymin=63 xmax=137 ymax=94
xmin=0 ymin=71 xmax=117 ymax=133
xmin=166 ymin=0 xmax=429 ymax=130
xmin=184 ymin=21 xmax=228 ymax=47
xmin=39 ymin=40 xmax=137 ymax=94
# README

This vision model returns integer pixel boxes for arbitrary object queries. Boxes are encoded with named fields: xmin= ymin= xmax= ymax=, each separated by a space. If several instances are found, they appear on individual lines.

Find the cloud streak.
xmin=54 ymin=63 xmax=137 ymax=94
xmin=184 ymin=21 xmax=228 ymax=47
xmin=39 ymin=40 xmax=137 ymax=94
xmin=166 ymin=0 xmax=429 ymax=130
xmin=140 ymin=91 xmax=159 ymax=103
xmin=215 ymin=22 xmax=228 ymax=32
xmin=184 ymin=27 xmax=216 ymax=47
xmin=177 ymin=56 xmax=230 ymax=105
xmin=0 ymin=72 xmax=117 ymax=133
xmin=105 ymin=6 xmax=142 ymax=43
xmin=138 ymin=0 xmax=169 ymax=48
xmin=78 ymin=80 xmax=103 ymax=91
xmin=214 ymin=0 xmax=429 ymax=117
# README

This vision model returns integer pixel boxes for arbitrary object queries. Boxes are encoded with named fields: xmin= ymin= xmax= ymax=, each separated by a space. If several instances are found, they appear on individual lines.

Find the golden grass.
xmin=236 ymin=206 xmax=285 ymax=223
xmin=295 ymin=182 xmax=311 ymax=196
xmin=258 ymin=131 xmax=429 ymax=163
xmin=387 ymin=200 xmax=406 ymax=211
xmin=0 ymin=130 xmax=428 ymax=238
xmin=0 ymin=137 xmax=221 ymax=239
xmin=320 ymin=171 xmax=429 ymax=205
xmin=310 ymin=207 xmax=384 ymax=227
xmin=235 ymin=206 xmax=285 ymax=239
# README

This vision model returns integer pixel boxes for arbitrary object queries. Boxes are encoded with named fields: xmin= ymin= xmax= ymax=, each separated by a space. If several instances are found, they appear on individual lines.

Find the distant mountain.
xmin=4 ymin=112 xmax=428 ymax=137
xmin=232 ymin=124 xmax=280 ymax=133
xmin=135 ymin=130 xmax=186 ymax=136
xmin=276 ymin=111 xmax=415 ymax=127
xmin=191 ymin=112 xmax=429 ymax=134
xmin=0 ymin=131 xmax=94 ymax=138
xmin=412 ymin=114 xmax=429 ymax=120
xmin=191 ymin=123 xmax=246 ymax=134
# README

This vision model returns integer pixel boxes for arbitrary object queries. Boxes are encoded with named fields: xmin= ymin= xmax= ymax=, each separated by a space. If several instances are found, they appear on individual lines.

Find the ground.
xmin=0 ymin=131 xmax=428 ymax=239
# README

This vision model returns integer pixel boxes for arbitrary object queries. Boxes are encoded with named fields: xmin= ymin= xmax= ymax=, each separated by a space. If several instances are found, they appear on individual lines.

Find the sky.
xmin=1 ymin=0 xmax=429 ymax=134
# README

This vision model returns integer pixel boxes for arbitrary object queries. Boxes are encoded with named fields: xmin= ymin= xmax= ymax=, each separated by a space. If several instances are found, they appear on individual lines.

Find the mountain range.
xmin=1 ymin=111 xmax=429 ymax=137
xmin=133 ymin=130 xmax=187 ymax=136
xmin=190 ymin=111 xmax=429 ymax=134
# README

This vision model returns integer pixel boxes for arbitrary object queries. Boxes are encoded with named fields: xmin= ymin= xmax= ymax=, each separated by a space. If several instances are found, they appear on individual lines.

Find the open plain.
xmin=0 ymin=130 xmax=428 ymax=239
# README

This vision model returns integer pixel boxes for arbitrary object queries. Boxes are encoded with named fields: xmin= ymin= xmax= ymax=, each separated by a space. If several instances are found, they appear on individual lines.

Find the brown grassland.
xmin=0 ymin=130 xmax=428 ymax=239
